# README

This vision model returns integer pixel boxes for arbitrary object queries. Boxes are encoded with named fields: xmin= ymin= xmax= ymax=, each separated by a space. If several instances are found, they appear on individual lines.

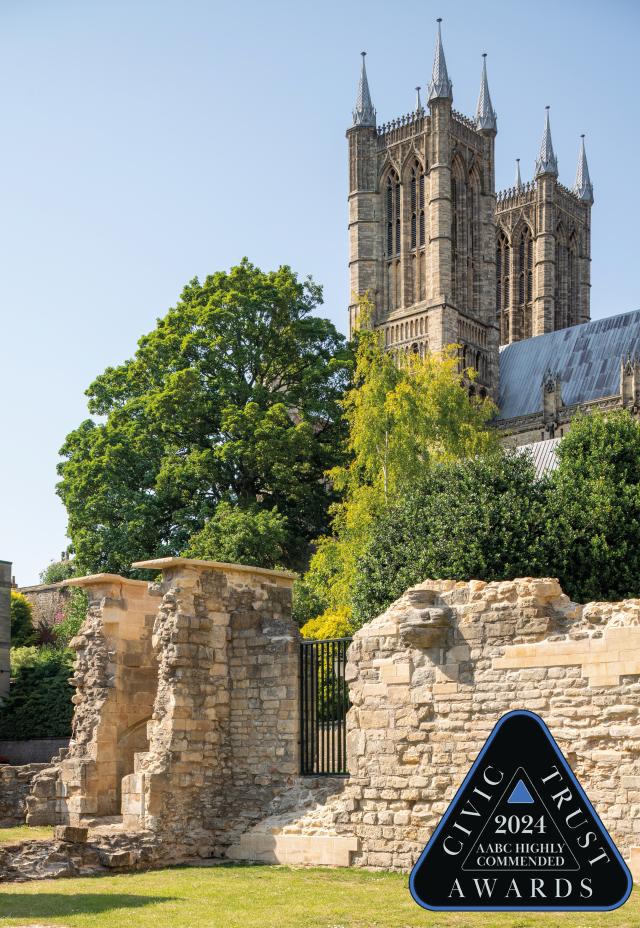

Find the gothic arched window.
xmin=410 ymin=161 xmax=425 ymax=251
xmin=517 ymin=225 xmax=533 ymax=338
xmin=496 ymin=229 xmax=510 ymax=343
xmin=469 ymin=169 xmax=481 ymax=312
xmin=568 ymin=230 xmax=579 ymax=326
xmin=555 ymin=224 xmax=568 ymax=330
xmin=385 ymin=170 xmax=401 ymax=311
xmin=385 ymin=172 xmax=401 ymax=257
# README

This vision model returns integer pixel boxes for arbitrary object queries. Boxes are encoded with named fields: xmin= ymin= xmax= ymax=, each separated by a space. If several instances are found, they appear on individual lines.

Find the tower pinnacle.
xmin=515 ymin=158 xmax=522 ymax=188
xmin=574 ymin=134 xmax=594 ymax=203
xmin=428 ymin=19 xmax=453 ymax=103
xmin=352 ymin=51 xmax=376 ymax=128
xmin=535 ymin=106 xmax=558 ymax=178
xmin=475 ymin=53 xmax=497 ymax=132
xmin=415 ymin=86 xmax=423 ymax=115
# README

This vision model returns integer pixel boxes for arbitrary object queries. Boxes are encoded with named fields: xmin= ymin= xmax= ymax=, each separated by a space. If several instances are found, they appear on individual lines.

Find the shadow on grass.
xmin=0 ymin=892 xmax=173 ymax=918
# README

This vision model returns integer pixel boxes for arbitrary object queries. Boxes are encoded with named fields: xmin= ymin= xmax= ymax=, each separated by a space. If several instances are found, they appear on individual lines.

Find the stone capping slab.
xmin=19 ymin=581 xmax=70 ymax=593
xmin=63 ymin=574 xmax=150 ymax=589
xmin=132 ymin=556 xmax=296 ymax=585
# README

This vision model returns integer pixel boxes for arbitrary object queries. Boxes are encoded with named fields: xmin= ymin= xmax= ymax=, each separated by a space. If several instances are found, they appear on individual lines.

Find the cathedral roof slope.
xmin=498 ymin=309 xmax=640 ymax=420
xmin=515 ymin=437 xmax=560 ymax=478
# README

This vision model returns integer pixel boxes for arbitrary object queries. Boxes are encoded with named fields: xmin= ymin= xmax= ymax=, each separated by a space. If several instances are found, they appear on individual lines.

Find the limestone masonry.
xmin=3 ymin=564 xmax=637 ymax=884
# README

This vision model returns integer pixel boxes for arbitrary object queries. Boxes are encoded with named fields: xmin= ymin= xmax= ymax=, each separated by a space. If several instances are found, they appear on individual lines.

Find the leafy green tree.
xmin=40 ymin=558 xmax=76 ymax=584
xmin=57 ymin=260 xmax=350 ymax=575
xmin=183 ymin=502 xmax=288 ymax=568
xmin=9 ymin=591 xmax=35 ymax=647
xmin=351 ymin=451 xmax=547 ymax=627
xmin=296 ymin=320 xmax=497 ymax=629
xmin=543 ymin=411 xmax=640 ymax=602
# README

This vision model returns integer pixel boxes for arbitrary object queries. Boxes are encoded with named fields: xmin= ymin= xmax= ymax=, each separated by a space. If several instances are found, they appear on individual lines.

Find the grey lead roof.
xmin=515 ymin=438 xmax=560 ymax=478
xmin=498 ymin=309 xmax=640 ymax=420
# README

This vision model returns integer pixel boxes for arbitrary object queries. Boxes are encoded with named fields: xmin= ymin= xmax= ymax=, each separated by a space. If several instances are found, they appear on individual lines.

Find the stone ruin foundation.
xmin=2 ymin=562 xmax=640 ymax=882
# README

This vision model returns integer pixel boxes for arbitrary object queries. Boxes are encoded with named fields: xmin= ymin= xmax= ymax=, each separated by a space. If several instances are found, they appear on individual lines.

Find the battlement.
xmin=496 ymin=181 xmax=536 ymax=208
xmin=451 ymin=109 xmax=477 ymax=132
xmin=376 ymin=112 xmax=428 ymax=146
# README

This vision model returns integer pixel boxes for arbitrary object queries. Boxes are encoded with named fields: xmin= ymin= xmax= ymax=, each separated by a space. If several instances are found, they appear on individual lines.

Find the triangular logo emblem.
xmin=507 ymin=777 xmax=534 ymax=804
xmin=409 ymin=711 xmax=632 ymax=911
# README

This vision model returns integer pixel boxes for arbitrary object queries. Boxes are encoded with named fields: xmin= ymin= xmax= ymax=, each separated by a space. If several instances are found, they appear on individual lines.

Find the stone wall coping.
xmin=63 ymin=573 xmax=150 ymax=589
xmin=131 ymin=556 xmax=297 ymax=584
xmin=19 ymin=581 xmax=69 ymax=593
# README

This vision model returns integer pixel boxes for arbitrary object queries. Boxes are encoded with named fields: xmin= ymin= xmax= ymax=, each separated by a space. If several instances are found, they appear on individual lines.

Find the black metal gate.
xmin=300 ymin=637 xmax=352 ymax=775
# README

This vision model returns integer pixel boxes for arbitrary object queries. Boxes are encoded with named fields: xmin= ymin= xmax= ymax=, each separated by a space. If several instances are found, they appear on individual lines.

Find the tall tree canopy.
xmin=295 ymin=321 xmax=497 ymax=634
xmin=58 ymin=260 xmax=350 ymax=575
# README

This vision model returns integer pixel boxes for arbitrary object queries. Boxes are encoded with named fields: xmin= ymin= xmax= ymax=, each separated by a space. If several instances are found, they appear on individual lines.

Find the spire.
xmin=352 ymin=51 xmax=376 ymax=128
xmin=515 ymin=158 xmax=522 ymax=188
xmin=428 ymin=19 xmax=452 ymax=103
xmin=475 ymin=53 xmax=497 ymax=132
xmin=415 ymin=86 xmax=424 ymax=115
xmin=535 ymin=106 xmax=558 ymax=178
xmin=574 ymin=134 xmax=594 ymax=203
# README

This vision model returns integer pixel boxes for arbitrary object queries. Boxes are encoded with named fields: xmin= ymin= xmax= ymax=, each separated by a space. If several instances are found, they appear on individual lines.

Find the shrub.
xmin=351 ymin=451 xmax=548 ymax=627
xmin=9 ymin=591 xmax=35 ymax=647
xmin=0 ymin=647 xmax=74 ymax=739
xmin=301 ymin=606 xmax=352 ymax=640
xmin=543 ymin=411 xmax=640 ymax=602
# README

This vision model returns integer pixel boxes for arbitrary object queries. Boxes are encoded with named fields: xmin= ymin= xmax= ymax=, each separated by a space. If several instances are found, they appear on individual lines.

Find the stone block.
xmin=54 ymin=825 xmax=89 ymax=844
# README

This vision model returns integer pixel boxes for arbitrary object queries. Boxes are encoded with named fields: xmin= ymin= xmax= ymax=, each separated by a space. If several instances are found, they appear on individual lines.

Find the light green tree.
xmin=296 ymin=312 xmax=497 ymax=631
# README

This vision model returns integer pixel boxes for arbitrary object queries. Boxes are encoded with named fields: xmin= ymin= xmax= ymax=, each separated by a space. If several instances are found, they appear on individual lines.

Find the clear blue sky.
xmin=1 ymin=0 xmax=638 ymax=584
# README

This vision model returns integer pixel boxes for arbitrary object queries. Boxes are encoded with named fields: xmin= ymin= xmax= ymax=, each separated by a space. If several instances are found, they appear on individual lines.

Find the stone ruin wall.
xmin=19 ymin=582 xmax=71 ymax=630
xmin=11 ymin=567 xmax=640 ymax=883
xmin=26 ymin=557 xmax=299 ymax=866
xmin=228 ymin=578 xmax=640 ymax=881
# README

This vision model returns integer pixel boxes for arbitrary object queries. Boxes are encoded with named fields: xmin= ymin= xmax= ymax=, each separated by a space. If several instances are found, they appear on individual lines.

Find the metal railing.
xmin=300 ymin=637 xmax=352 ymax=776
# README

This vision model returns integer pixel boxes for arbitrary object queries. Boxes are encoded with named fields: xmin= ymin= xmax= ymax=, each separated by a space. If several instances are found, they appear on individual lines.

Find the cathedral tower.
xmin=495 ymin=112 xmax=593 ymax=344
xmin=347 ymin=22 xmax=500 ymax=397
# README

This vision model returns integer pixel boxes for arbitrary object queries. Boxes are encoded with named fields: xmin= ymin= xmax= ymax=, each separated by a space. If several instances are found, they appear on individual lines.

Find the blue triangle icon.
xmin=507 ymin=778 xmax=534 ymax=804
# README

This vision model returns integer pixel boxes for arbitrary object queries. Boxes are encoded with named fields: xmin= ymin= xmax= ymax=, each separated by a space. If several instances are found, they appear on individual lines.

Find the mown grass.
xmin=0 ymin=864 xmax=636 ymax=928
xmin=0 ymin=825 xmax=53 ymax=845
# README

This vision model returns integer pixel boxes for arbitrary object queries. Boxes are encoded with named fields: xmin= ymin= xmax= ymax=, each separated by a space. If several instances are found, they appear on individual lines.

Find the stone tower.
xmin=495 ymin=113 xmax=593 ymax=344
xmin=347 ymin=22 xmax=500 ymax=397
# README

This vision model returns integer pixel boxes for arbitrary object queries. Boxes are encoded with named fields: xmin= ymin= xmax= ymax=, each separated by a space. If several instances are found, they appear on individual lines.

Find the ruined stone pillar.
xmin=121 ymin=558 xmax=298 ymax=858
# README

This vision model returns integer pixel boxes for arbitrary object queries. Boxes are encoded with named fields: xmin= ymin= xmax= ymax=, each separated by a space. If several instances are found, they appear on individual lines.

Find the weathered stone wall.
xmin=27 ymin=575 xmax=160 ymax=825
xmin=228 ymin=578 xmax=640 ymax=881
xmin=0 ymin=763 xmax=47 ymax=825
xmin=27 ymin=558 xmax=299 ymax=864
xmin=121 ymin=558 xmax=299 ymax=858
xmin=20 ymin=569 xmax=640 ymax=884
xmin=18 ymin=582 xmax=71 ymax=630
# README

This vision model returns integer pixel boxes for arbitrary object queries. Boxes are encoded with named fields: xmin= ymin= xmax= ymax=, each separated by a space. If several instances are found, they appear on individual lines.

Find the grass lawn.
xmin=0 ymin=826 xmax=53 ymax=845
xmin=0 ymin=864 xmax=636 ymax=928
